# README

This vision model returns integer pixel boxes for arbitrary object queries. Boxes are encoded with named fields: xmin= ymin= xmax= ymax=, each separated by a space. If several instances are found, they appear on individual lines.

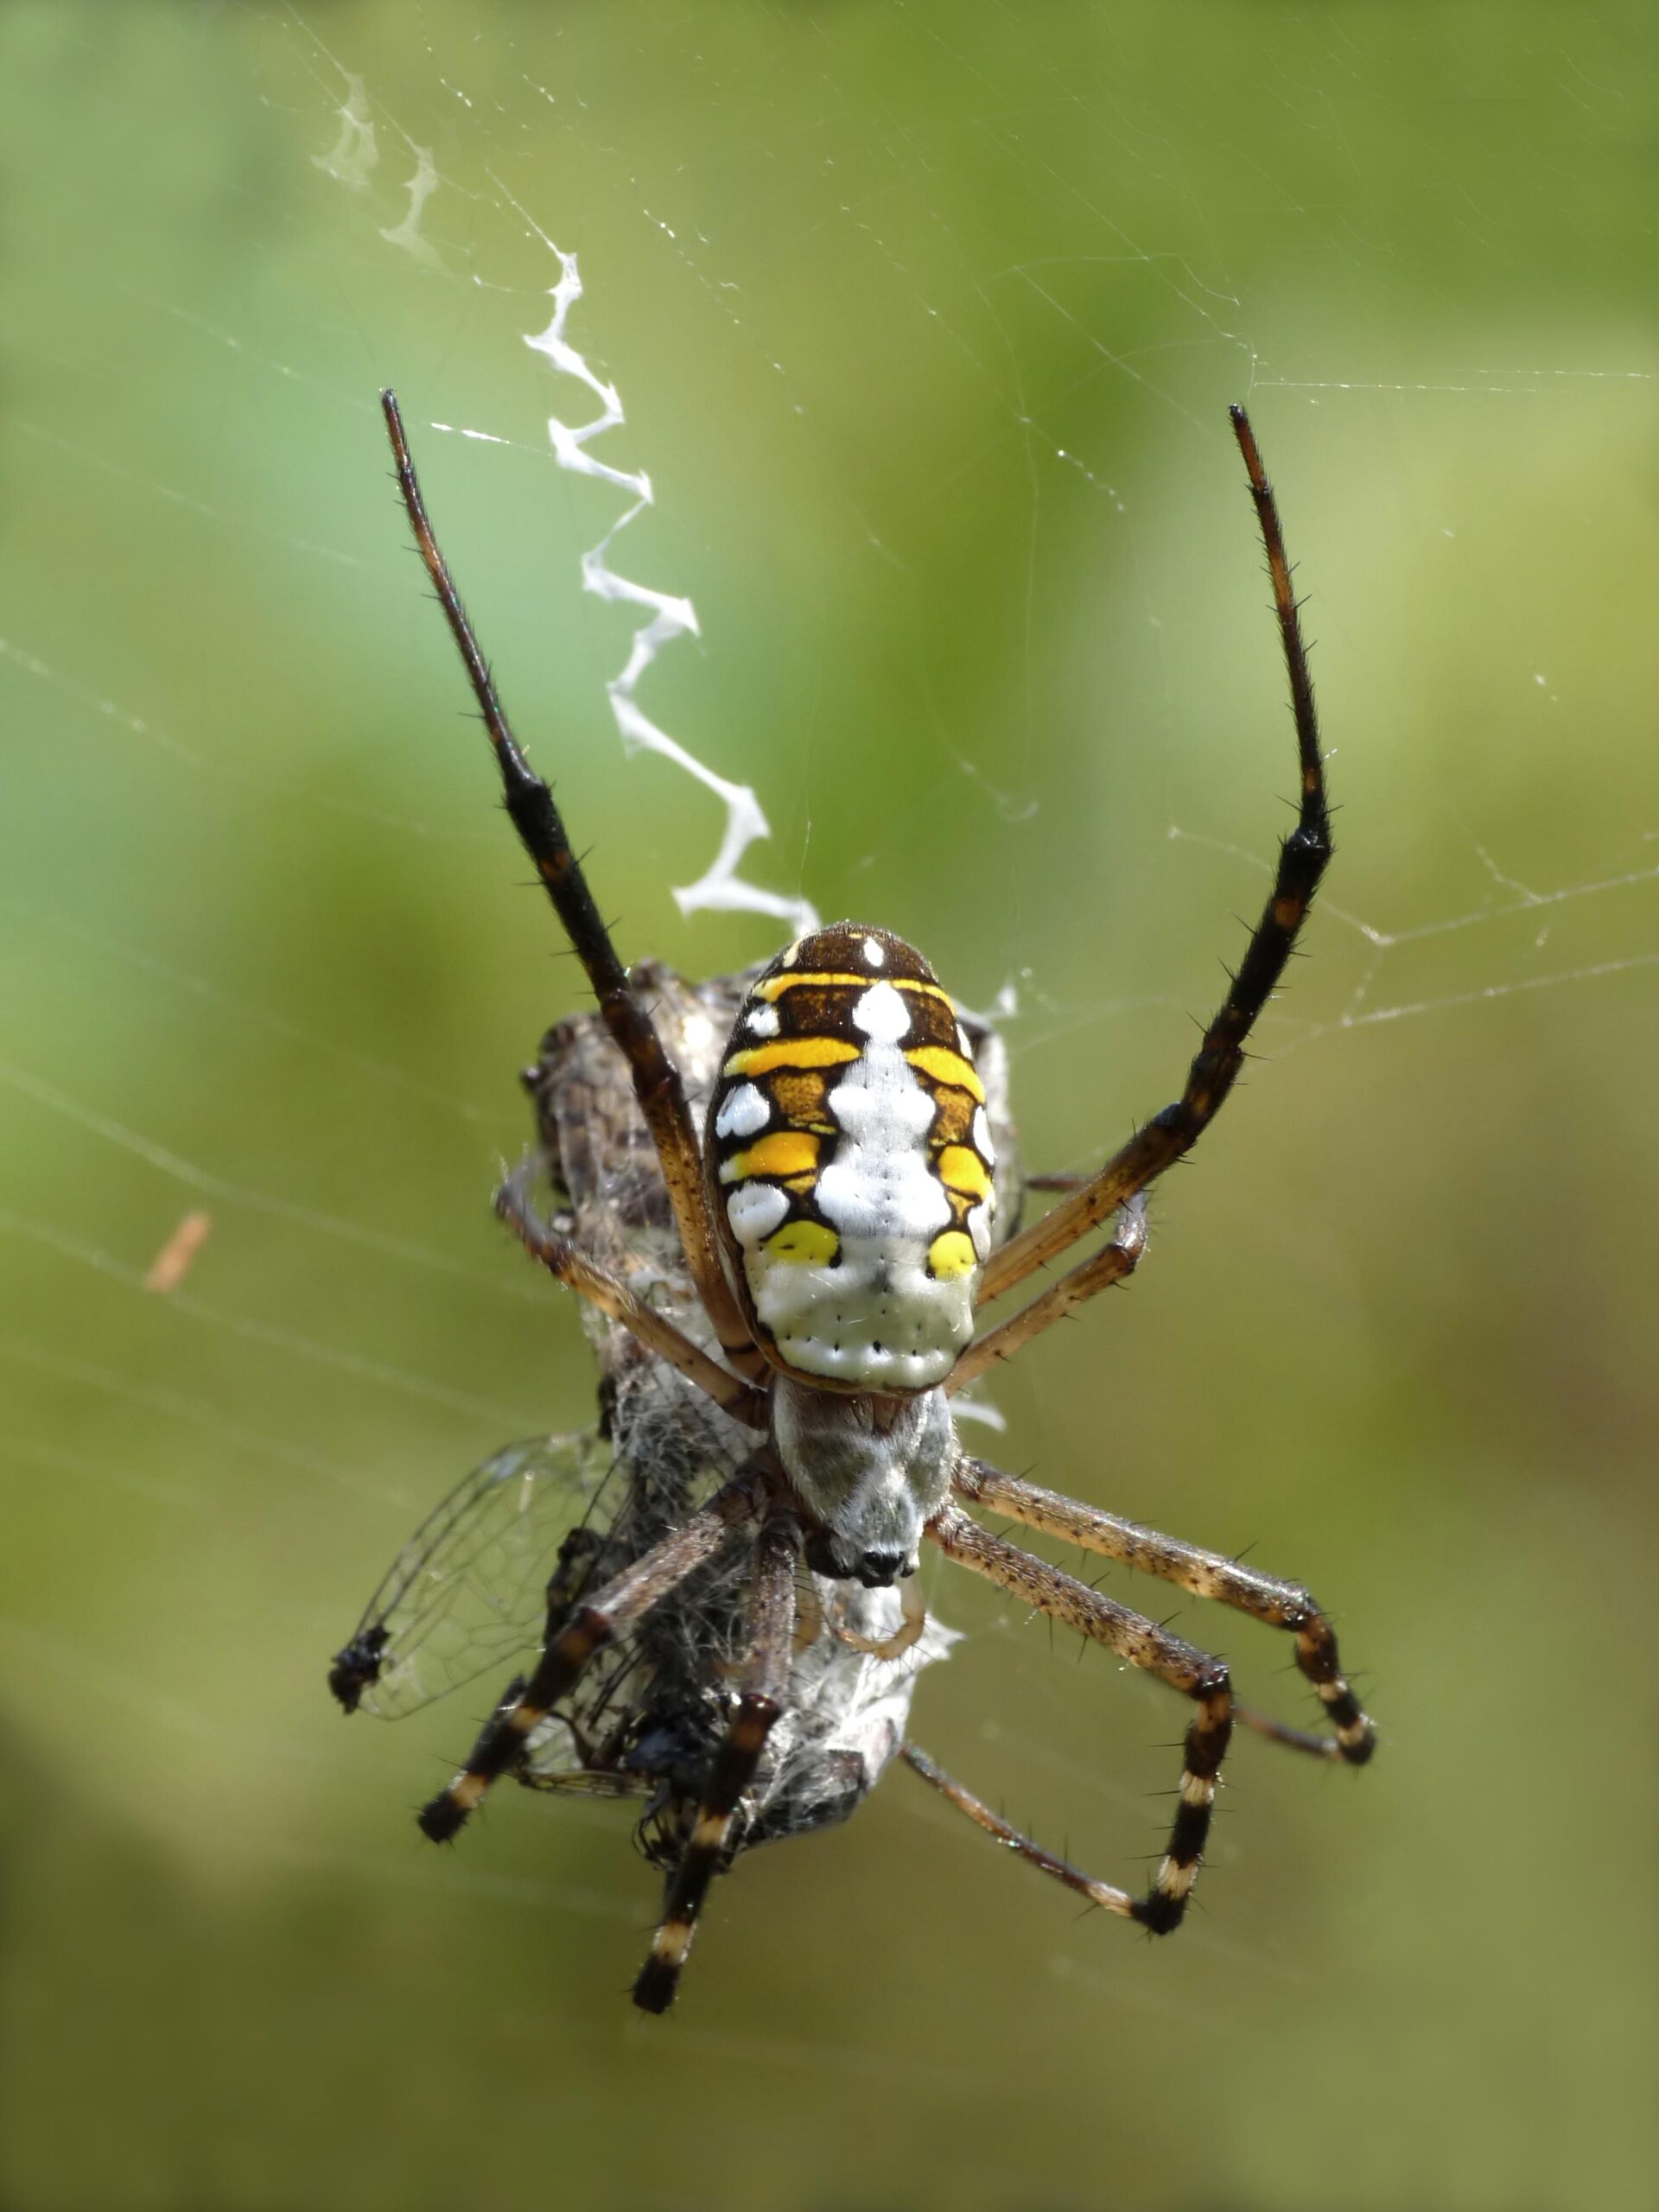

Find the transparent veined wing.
xmin=327 ymin=1433 xmax=621 ymax=1720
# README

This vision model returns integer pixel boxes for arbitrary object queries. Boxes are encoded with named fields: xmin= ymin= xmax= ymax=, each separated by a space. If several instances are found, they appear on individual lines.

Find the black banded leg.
xmin=927 ymin=1505 xmax=1232 ymax=1936
xmin=900 ymin=1744 xmax=1136 ymax=1917
xmin=633 ymin=1503 xmax=799 ymax=2013
xmin=379 ymin=391 xmax=764 ymax=1385
xmin=419 ymin=1471 xmax=767 ymax=1842
xmin=952 ymin=1458 xmax=1375 ymax=1765
xmin=494 ymin=1166 xmax=769 ymax=1428
xmin=977 ymin=404 xmax=1331 ymax=1308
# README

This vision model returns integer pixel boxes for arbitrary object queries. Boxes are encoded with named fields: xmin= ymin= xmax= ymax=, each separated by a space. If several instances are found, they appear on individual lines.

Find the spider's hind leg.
xmin=927 ymin=1506 xmax=1233 ymax=1936
xmin=951 ymin=1458 xmax=1375 ymax=1765
xmin=899 ymin=1743 xmax=1137 ymax=1917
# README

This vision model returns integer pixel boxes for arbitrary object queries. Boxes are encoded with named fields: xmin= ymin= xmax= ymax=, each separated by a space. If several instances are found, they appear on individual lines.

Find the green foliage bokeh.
xmin=1 ymin=7 xmax=1656 ymax=2209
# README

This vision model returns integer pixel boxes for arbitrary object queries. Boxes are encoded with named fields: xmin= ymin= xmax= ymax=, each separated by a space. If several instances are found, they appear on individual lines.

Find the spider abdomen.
xmin=706 ymin=923 xmax=995 ymax=1392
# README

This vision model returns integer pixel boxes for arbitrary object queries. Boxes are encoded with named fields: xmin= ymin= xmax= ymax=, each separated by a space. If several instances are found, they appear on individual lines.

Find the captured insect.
xmin=330 ymin=393 xmax=1375 ymax=2015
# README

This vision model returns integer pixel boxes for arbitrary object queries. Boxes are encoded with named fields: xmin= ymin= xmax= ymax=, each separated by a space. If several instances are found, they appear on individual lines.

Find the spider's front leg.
xmin=952 ymin=1458 xmax=1375 ymax=1764
xmin=927 ymin=1505 xmax=1232 ymax=1934
xmin=976 ymin=405 xmax=1332 ymax=1313
xmin=380 ymin=390 xmax=765 ymax=1385
xmin=417 ymin=1469 xmax=768 ymax=1842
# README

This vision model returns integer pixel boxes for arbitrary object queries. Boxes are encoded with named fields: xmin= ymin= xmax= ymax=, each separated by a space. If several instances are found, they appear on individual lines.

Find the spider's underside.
xmin=333 ymin=395 xmax=1376 ymax=2017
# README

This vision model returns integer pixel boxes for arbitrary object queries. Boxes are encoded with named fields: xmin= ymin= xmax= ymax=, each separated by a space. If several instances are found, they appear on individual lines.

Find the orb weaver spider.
xmin=338 ymin=393 xmax=1374 ymax=2014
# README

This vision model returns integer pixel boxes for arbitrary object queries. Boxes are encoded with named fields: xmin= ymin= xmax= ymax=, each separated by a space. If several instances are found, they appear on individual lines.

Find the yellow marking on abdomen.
xmin=765 ymin=1220 xmax=841 ymax=1267
xmin=724 ymin=1038 xmax=861 ymax=1078
xmin=769 ymin=1071 xmax=831 ymax=1125
xmin=757 ymin=971 xmax=955 ymax=1007
xmin=937 ymin=1144 xmax=992 ymax=1202
xmin=927 ymin=1230 xmax=979 ymax=1280
xmin=719 ymin=1131 xmax=822 ymax=1183
xmin=906 ymin=1046 xmax=985 ymax=1103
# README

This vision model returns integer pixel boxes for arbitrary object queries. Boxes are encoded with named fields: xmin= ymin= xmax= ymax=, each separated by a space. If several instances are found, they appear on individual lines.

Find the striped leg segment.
xmin=494 ymin=1166 xmax=770 ymax=1428
xmin=950 ymin=1198 xmax=1147 ymax=1395
xmin=952 ymin=1458 xmax=1375 ymax=1765
xmin=633 ymin=1504 xmax=799 ymax=2013
xmin=927 ymin=1505 xmax=1232 ymax=1936
xmin=417 ymin=1471 xmax=766 ymax=1843
xmin=899 ymin=1744 xmax=1135 ymax=1917
xmin=380 ymin=391 xmax=764 ymax=1385
xmin=977 ymin=404 xmax=1332 ymax=1312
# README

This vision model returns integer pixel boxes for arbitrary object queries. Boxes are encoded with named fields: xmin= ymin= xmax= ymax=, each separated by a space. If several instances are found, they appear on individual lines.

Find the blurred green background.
xmin=3 ymin=5 xmax=1656 ymax=2208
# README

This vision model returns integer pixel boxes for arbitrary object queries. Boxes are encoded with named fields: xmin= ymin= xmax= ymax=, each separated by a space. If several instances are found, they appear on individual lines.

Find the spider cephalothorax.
xmin=337 ymin=392 xmax=1376 ymax=2017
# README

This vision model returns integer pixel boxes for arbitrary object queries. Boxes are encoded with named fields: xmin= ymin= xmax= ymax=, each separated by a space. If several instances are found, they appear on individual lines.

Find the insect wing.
xmin=328 ymin=1432 xmax=619 ymax=1720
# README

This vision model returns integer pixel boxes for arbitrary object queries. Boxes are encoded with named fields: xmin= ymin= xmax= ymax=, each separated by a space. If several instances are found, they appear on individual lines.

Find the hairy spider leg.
xmin=380 ymin=390 xmax=765 ymax=1384
xmin=927 ymin=1505 xmax=1232 ymax=1935
xmin=977 ymin=405 xmax=1331 ymax=1310
xmin=899 ymin=1743 xmax=1137 ymax=1916
xmin=950 ymin=1198 xmax=1147 ymax=1394
xmin=418 ymin=1471 xmax=767 ymax=1842
xmin=494 ymin=1167 xmax=770 ymax=1428
xmin=952 ymin=1458 xmax=1375 ymax=1764
xmin=633 ymin=1503 xmax=799 ymax=2013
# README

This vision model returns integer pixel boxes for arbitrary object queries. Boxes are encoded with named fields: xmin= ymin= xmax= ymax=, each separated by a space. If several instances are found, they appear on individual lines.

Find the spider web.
xmin=2 ymin=6 xmax=1656 ymax=2208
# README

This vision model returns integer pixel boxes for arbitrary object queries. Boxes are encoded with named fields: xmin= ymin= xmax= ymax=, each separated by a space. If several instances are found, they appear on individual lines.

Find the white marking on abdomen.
xmin=852 ymin=980 xmax=910 ymax=1044
xmin=727 ymin=1182 xmax=788 ymax=1245
xmin=744 ymin=976 xmax=975 ymax=1388
xmin=715 ymin=1082 xmax=770 ymax=1140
